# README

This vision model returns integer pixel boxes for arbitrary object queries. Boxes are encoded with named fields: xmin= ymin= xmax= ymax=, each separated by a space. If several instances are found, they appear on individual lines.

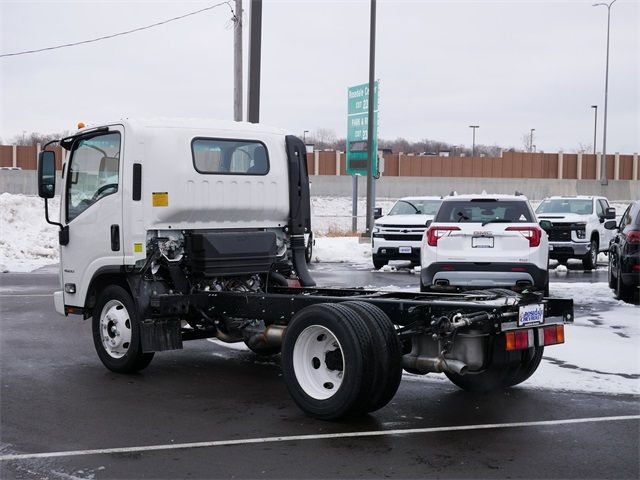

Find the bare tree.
xmin=307 ymin=128 xmax=337 ymax=150
xmin=10 ymin=131 xmax=70 ymax=146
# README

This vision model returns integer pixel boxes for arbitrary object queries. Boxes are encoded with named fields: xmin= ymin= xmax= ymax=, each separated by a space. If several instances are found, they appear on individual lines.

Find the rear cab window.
xmin=435 ymin=199 xmax=534 ymax=224
xmin=191 ymin=138 xmax=269 ymax=175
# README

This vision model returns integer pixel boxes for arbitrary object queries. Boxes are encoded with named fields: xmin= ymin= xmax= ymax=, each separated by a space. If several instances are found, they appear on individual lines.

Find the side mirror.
xmin=604 ymin=220 xmax=617 ymax=230
xmin=539 ymin=220 xmax=552 ymax=230
xmin=373 ymin=207 xmax=383 ymax=220
xmin=604 ymin=207 xmax=616 ymax=220
xmin=37 ymin=151 xmax=56 ymax=199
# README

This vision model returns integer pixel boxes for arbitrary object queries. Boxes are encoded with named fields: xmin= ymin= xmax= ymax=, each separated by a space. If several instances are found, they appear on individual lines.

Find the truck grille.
xmin=545 ymin=222 xmax=585 ymax=242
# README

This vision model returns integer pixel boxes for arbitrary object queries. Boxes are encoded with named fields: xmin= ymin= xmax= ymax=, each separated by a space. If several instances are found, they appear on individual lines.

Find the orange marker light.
xmin=505 ymin=332 xmax=516 ymax=351
xmin=77 ymin=122 xmax=86 ymax=129
xmin=556 ymin=324 xmax=565 ymax=344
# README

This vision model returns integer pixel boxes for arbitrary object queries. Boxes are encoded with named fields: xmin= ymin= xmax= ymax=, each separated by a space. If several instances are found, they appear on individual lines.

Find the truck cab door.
xmin=60 ymin=127 xmax=124 ymax=309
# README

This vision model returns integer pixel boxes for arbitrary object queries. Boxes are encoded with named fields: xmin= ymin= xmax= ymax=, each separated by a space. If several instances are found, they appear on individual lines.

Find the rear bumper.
xmin=621 ymin=253 xmax=640 ymax=287
xmin=549 ymin=241 xmax=590 ymax=258
xmin=421 ymin=262 xmax=548 ymax=289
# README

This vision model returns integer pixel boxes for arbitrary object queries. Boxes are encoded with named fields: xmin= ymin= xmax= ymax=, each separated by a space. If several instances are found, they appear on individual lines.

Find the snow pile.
xmin=311 ymin=196 xmax=396 ymax=235
xmin=0 ymin=193 xmax=60 ymax=272
xmin=312 ymin=237 xmax=371 ymax=264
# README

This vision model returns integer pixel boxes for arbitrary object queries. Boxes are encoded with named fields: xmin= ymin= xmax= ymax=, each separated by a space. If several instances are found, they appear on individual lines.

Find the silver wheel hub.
xmin=99 ymin=300 xmax=132 ymax=359
xmin=293 ymin=325 xmax=345 ymax=400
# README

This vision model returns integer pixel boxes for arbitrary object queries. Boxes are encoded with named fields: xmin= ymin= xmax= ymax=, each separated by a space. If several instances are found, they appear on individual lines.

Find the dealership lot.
xmin=1 ymin=265 xmax=638 ymax=479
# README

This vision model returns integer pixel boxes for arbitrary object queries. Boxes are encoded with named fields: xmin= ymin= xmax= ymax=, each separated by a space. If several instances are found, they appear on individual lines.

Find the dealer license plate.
xmin=472 ymin=236 xmax=494 ymax=248
xmin=518 ymin=304 xmax=544 ymax=327
xmin=399 ymin=246 xmax=411 ymax=254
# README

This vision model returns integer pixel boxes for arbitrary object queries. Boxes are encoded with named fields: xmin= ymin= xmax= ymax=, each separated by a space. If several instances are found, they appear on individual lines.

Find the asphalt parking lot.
xmin=1 ymin=265 xmax=638 ymax=479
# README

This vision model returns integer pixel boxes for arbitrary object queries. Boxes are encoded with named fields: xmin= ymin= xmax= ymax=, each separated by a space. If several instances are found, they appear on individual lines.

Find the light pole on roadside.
xmin=529 ymin=128 xmax=535 ymax=152
xmin=593 ymin=0 xmax=617 ymax=185
xmin=303 ymin=130 xmax=309 ymax=143
xmin=469 ymin=125 xmax=479 ymax=157
xmin=591 ymin=105 xmax=598 ymax=155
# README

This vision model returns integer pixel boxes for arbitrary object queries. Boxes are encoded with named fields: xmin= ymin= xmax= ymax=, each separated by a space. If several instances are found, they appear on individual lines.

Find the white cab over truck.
xmin=536 ymin=196 xmax=616 ymax=270
xmin=37 ymin=119 xmax=573 ymax=419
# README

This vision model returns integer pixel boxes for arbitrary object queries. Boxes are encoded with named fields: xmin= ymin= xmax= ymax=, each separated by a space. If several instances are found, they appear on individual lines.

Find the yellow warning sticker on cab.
xmin=152 ymin=192 xmax=169 ymax=207
xmin=134 ymin=243 xmax=143 ymax=253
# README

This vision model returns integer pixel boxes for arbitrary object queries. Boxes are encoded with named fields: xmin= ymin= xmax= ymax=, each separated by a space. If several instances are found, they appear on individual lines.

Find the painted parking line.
xmin=1 ymin=415 xmax=638 ymax=462
xmin=0 ymin=294 xmax=53 ymax=297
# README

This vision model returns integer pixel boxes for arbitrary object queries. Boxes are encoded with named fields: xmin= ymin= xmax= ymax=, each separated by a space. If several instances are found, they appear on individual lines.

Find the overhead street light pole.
xmin=303 ymin=130 xmax=309 ymax=143
xmin=593 ymin=0 xmax=617 ymax=185
xmin=469 ymin=125 xmax=479 ymax=157
xmin=591 ymin=105 xmax=598 ymax=155
xmin=365 ymin=0 xmax=377 ymax=235
xmin=233 ymin=0 xmax=243 ymax=122
xmin=529 ymin=128 xmax=535 ymax=153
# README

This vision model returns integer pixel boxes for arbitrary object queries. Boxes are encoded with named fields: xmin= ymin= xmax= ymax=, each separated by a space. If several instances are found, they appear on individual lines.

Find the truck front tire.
xmin=281 ymin=303 xmax=377 ymax=420
xmin=372 ymin=255 xmax=388 ymax=270
xmin=92 ymin=285 xmax=154 ymax=373
xmin=582 ymin=239 xmax=598 ymax=270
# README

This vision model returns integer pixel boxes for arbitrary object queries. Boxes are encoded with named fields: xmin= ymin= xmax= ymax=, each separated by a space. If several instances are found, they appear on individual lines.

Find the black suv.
xmin=608 ymin=200 xmax=640 ymax=302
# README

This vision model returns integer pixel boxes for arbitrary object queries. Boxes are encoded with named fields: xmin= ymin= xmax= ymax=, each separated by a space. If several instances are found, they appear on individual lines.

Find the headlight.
xmin=575 ymin=223 xmax=586 ymax=239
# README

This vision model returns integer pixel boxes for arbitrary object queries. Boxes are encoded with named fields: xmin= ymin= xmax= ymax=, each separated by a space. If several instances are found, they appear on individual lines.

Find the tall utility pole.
xmin=591 ymin=105 xmax=598 ymax=154
xmin=247 ymin=0 xmax=262 ymax=123
xmin=365 ymin=0 xmax=377 ymax=235
xmin=233 ymin=0 xmax=243 ymax=122
xmin=593 ymin=0 xmax=617 ymax=185
xmin=469 ymin=125 xmax=479 ymax=156
xmin=529 ymin=128 xmax=535 ymax=152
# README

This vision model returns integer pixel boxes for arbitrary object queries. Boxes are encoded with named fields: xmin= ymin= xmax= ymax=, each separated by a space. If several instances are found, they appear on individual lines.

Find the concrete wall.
xmin=2 ymin=170 xmax=638 ymax=201
xmin=310 ymin=175 xmax=640 ymax=201
xmin=0 ymin=170 xmax=63 ymax=195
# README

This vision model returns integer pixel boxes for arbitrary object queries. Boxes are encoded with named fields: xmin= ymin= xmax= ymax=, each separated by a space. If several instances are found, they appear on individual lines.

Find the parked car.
xmin=536 ymin=196 xmax=616 ymax=270
xmin=420 ymin=194 xmax=549 ymax=294
xmin=371 ymin=196 xmax=442 ymax=269
xmin=608 ymin=200 xmax=640 ymax=302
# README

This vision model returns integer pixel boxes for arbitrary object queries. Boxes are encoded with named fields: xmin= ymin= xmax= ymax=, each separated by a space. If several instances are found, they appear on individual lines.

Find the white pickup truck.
xmin=536 ymin=196 xmax=616 ymax=270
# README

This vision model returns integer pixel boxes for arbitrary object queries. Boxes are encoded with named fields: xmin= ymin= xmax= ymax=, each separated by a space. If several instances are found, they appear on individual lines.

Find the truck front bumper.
xmin=549 ymin=241 xmax=590 ymax=259
xmin=53 ymin=291 xmax=66 ymax=316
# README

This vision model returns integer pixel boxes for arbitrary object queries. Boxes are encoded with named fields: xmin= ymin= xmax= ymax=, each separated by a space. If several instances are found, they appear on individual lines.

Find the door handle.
xmin=110 ymin=224 xmax=120 ymax=251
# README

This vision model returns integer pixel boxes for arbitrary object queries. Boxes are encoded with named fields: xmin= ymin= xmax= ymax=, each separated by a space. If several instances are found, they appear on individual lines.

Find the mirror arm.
xmin=44 ymin=198 xmax=64 ymax=230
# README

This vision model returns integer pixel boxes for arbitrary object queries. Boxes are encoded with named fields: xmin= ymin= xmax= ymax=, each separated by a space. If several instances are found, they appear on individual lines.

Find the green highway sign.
xmin=346 ymin=81 xmax=379 ymax=175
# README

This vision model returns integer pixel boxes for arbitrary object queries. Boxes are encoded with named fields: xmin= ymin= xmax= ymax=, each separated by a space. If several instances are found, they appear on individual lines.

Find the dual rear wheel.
xmin=281 ymin=302 xmax=402 ymax=420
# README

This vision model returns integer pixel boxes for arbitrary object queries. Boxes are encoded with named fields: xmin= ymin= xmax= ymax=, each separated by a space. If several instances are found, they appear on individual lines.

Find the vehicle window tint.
xmin=192 ymin=138 xmax=269 ymax=175
xmin=536 ymin=199 xmax=593 ymax=215
xmin=435 ymin=200 xmax=533 ymax=223
xmin=389 ymin=199 xmax=442 ymax=215
xmin=67 ymin=132 xmax=120 ymax=222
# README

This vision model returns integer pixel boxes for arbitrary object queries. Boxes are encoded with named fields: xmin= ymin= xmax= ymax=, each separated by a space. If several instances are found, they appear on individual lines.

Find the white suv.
xmin=371 ymin=196 xmax=442 ymax=269
xmin=420 ymin=194 xmax=549 ymax=294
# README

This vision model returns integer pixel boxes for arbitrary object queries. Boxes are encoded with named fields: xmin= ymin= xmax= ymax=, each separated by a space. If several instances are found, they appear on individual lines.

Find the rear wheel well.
xmin=83 ymin=271 xmax=130 ymax=319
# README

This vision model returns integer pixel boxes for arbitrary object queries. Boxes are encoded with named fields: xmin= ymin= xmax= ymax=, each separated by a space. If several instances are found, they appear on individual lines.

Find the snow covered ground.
xmin=1 ymin=193 xmax=638 ymax=397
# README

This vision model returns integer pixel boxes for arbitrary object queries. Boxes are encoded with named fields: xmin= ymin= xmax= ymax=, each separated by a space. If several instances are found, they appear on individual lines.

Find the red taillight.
xmin=543 ymin=325 xmax=564 ymax=346
xmin=627 ymin=230 xmax=640 ymax=244
xmin=506 ymin=226 xmax=542 ymax=247
xmin=632 ymin=264 xmax=640 ymax=272
xmin=426 ymin=226 xmax=460 ymax=246
xmin=505 ymin=330 xmax=530 ymax=351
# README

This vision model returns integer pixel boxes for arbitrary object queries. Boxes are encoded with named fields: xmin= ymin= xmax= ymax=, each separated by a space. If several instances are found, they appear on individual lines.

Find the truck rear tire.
xmin=281 ymin=303 xmax=377 ymax=420
xmin=92 ymin=285 xmax=154 ymax=373
xmin=340 ymin=301 xmax=403 ymax=413
xmin=445 ymin=337 xmax=543 ymax=392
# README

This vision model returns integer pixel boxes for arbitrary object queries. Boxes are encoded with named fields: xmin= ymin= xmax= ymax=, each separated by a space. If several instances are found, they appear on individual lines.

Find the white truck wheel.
xmin=281 ymin=303 xmax=377 ymax=420
xmin=92 ymin=285 xmax=154 ymax=373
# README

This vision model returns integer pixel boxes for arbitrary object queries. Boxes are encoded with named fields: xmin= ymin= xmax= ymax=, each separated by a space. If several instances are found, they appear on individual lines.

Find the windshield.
xmin=536 ymin=199 xmax=593 ymax=215
xmin=67 ymin=132 xmax=121 ymax=222
xmin=389 ymin=199 xmax=442 ymax=216
xmin=435 ymin=200 xmax=534 ymax=223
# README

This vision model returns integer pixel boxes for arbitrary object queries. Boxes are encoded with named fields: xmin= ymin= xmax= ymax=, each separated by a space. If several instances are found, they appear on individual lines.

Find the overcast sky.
xmin=1 ymin=0 xmax=638 ymax=153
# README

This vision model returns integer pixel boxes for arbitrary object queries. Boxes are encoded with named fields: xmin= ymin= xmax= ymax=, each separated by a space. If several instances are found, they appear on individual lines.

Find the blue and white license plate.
xmin=518 ymin=303 xmax=544 ymax=327
xmin=399 ymin=246 xmax=411 ymax=254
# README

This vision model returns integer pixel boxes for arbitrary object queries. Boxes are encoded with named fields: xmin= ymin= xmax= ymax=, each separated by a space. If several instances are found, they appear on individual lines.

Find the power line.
xmin=0 ymin=2 xmax=235 ymax=59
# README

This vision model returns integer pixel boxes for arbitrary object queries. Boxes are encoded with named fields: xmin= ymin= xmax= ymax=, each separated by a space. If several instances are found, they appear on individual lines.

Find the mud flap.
xmin=141 ymin=318 xmax=183 ymax=352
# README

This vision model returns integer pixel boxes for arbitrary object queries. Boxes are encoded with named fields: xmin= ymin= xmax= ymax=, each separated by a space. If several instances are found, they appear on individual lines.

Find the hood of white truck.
xmin=537 ymin=213 xmax=587 ymax=223
xmin=375 ymin=214 xmax=434 ymax=227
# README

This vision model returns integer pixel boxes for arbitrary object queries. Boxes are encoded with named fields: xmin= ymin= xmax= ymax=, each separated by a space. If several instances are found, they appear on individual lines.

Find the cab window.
xmin=191 ymin=138 xmax=269 ymax=175
xmin=66 ymin=132 xmax=121 ymax=222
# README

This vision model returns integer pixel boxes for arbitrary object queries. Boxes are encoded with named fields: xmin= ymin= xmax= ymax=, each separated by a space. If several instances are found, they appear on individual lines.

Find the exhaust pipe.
xmin=402 ymin=355 xmax=467 ymax=375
